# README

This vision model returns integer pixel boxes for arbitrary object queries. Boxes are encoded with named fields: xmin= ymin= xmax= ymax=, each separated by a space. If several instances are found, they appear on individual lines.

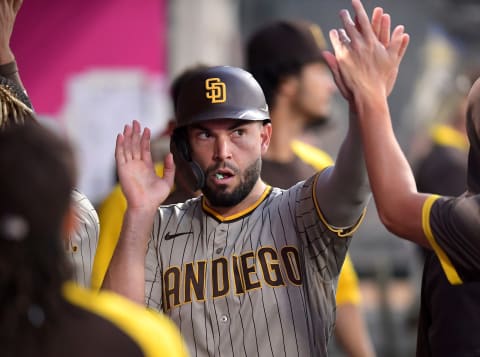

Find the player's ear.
xmin=260 ymin=121 xmax=272 ymax=154
xmin=278 ymin=75 xmax=299 ymax=98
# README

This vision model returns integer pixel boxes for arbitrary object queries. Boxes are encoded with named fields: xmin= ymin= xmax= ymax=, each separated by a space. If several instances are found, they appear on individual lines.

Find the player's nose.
xmin=213 ymin=135 xmax=232 ymax=161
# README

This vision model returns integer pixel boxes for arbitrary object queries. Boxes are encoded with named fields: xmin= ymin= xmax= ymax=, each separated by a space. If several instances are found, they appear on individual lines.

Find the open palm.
xmin=115 ymin=120 xmax=175 ymax=210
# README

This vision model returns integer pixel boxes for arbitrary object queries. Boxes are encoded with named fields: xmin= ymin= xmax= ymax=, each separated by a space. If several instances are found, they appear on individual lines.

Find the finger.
xmin=13 ymin=0 xmax=22 ymax=14
xmin=379 ymin=13 xmax=391 ymax=47
xmin=338 ymin=28 xmax=351 ymax=46
xmin=122 ymin=123 xmax=133 ymax=161
xmin=322 ymin=50 xmax=351 ymax=100
xmin=371 ymin=7 xmax=383 ymax=38
xmin=398 ymin=33 xmax=410 ymax=63
xmin=163 ymin=152 xmax=176 ymax=190
xmin=115 ymin=133 xmax=126 ymax=166
xmin=131 ymin=120 xmax=142 ymax=160
xmin=140 ymin=127 xmax=153 ymax=165
xmin=389 ymin=25 xmax=408 ymax=59
xmin=339 ymin=9 xmax=360 ymax=44
xmin=351 ymin=0 xmax=375 ymax=40
xmin=328 ymin=29 xmax=343 ymax=53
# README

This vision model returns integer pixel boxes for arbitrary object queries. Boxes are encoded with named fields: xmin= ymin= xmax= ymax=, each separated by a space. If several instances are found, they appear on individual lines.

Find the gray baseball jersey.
xmin=145 ymin=174 xmax=364 ymax=357
xmin=66 ymin=189 xmax=100 ymax=287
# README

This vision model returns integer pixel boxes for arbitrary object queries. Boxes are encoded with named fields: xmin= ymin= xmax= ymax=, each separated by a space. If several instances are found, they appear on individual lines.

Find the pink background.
xmin=11 ymin=0 xmax=166 ymax=116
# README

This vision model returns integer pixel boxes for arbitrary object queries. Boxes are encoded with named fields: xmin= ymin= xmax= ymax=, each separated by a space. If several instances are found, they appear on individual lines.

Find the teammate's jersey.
xmin=422 ymin=194 xmax=480 ymax=285
xmin=145 ymin=174 xmax=364 ymax=356
xmin=66 ymin=189 xmax=100 ymax=287
xmin=11 ymin=281 xmax=189 ymax=357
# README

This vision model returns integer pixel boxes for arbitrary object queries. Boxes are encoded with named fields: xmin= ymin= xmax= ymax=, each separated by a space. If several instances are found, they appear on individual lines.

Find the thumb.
xmin=163 ymin=152 xmax=176 ymax=189
xmin=322 ymin=50 xmax=351 ymax=100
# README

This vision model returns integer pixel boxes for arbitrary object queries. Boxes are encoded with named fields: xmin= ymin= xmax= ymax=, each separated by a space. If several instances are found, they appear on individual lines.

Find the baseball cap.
xmin=247 ymin=20 xmax=327 ymax=73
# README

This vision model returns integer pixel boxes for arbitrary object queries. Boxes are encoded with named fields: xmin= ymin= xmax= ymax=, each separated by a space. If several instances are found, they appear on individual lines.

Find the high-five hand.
xmin=325 ymin=0 xmax=409 ymax=101
xmin=115 ymin=120 xmax=175 ymax=210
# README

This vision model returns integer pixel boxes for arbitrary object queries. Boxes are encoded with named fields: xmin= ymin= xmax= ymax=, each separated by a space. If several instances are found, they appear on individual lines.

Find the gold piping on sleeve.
xmin=312 ymin=173 xmax=367 ymax=238
xmin=202 ymin=186 xmax=272 ymax=222
xmin=422 ymin=195 xmax=463 ymax=285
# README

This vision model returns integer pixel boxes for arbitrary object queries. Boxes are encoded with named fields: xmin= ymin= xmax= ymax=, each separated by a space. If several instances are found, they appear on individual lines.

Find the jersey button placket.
xmin=220 ymin=315 xmax=229 ymax=323
xmin=214 ymin=223 xmax=227 ymax=255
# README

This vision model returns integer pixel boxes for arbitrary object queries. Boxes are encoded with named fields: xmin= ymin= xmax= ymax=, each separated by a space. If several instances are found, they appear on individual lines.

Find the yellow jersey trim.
xmin=291 ymin=139 xmax=334 ymax=170
xmin=422 ymin=195 xmax=463 ymax=285
xmin=312 ymin=173 xmax=366 ymax=238
xmin=62 ymin=282 xmax=189 ymax=357
xmin=431 ymin=124 xmax=469 ymax=152
xmin=202 ymin=186 xmax=272 ymax=222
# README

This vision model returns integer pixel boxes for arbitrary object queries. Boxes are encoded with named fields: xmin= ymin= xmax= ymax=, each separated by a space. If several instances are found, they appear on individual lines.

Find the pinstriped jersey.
xmin=145 ymin=174 xmax=362 ymax=357
xmin=66 ymin=189 xmax=100 ymax=287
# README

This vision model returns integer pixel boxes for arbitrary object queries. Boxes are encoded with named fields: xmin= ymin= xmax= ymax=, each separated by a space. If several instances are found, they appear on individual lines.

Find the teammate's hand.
xmin=115 ymin=120 xmax=175 ymax=211
xmin=0 ymin=0 xmax=23 ymax=64
xmin=325 ymin=0 xmax=409 ymax=100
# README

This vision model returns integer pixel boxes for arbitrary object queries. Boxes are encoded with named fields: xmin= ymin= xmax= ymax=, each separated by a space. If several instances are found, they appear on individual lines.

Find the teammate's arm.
xmin=313 ymin=6 xmax=394 ymax=228
xmin=326 ymin=0 xmax=431 ymax=247
xmin=103 ymin=120 xmax=175 ymax=304
xmin=0 ymin=0 xmax=25 ymax=88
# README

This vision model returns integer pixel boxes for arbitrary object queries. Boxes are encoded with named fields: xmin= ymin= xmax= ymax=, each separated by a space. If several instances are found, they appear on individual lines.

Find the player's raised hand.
xmin=115 ymin=120 xmax=175 ymax=210
xmin=325 ymin=0 xmax=409 ymax=100
xmin=0 ymin=0 xmax=23 ymax=64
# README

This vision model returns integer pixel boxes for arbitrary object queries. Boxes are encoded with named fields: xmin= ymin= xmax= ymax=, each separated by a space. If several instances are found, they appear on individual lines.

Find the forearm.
xmin=335 ymin=303 xmax=376 ymax=357
xmin=316 ymin=108 xmax=371 ymax=226
xmin=102 ymin=208 xmax=156 ymax=305
xmin=355 ymin=94 xmax=429 ymax=246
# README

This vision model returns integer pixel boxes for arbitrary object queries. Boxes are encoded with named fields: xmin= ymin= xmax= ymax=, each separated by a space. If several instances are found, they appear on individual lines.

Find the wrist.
xmin=0 ymin=48 xmax=15 ymax=66
xmin=353 ymin=89 xmax=388 ymax=117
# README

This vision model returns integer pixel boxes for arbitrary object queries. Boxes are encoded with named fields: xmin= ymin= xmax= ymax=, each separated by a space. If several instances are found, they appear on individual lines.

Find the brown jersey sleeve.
xmin=423 ymin=194 xmax=480 ymax=284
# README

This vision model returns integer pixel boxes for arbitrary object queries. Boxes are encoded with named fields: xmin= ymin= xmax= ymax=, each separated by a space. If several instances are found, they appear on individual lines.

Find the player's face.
xmin=292 ymin=62 xmax=336 ymax=124
xmin=188 ymin=119 xmax=271 ymax=207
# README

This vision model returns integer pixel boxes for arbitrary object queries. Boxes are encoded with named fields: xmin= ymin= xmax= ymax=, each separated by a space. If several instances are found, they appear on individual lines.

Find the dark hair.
xmin=0 ymin=122 xmax=76 ymax=352
xmin=246 ymin=20 xmax=326 ymax=108
xmin=248 ymin=62 xmax=303 ymax=109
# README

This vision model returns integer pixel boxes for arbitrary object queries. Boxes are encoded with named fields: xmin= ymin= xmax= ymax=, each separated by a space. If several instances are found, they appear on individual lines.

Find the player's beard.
xmin=202 ymin=158 xmax=261 ymax=207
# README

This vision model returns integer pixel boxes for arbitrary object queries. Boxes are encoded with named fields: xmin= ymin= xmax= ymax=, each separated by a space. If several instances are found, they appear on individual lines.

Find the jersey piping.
xmin=312 ymin=173 xmax=367 ymax=238
xmin=422 ymin=194 xmax=463 ymax=285
xmin=201 ymin=185 xmax=272 ymax=222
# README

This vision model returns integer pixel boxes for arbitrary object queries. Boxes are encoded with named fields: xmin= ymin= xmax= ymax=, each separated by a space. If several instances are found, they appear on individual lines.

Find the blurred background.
xmin=11 ymin=0 xmax=480 ymax=355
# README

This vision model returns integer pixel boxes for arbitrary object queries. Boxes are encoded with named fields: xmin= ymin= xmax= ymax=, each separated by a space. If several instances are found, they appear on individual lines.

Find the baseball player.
xmin=103 ymin=61 xmax=372 ymax=356
xmin=0 ymin=0 xmax=99 ymax=287
xmin=411 ymin=72 xmax=480 ymax=355
xmin=92 ymin=66 xmax=207 ymax=291
xmin=0 ymin=121 xmax=188 ymax=357
xmin=68 ymin=189 xmax=100 ymax=287
xmin=326 ymin=0 xmax=480 ymax=354
xmin=246 ymin=19 xmax=375 ymax=356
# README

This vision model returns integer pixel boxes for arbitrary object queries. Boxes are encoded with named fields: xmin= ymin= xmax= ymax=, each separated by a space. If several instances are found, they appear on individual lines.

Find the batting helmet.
xmin=175 ymin=65 xmax=270 ymax=127
xmin=171 ymin=65 xmax=270 ymax=192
